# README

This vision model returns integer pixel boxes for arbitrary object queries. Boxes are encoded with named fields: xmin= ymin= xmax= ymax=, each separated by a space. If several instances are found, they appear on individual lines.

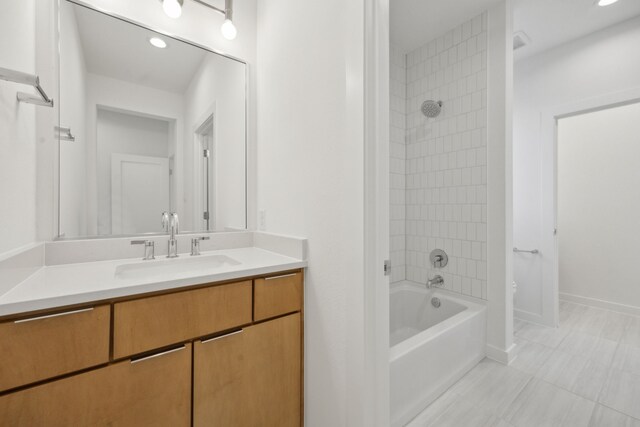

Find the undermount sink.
xmin=115 ymin=254 xmax=241 ymax=280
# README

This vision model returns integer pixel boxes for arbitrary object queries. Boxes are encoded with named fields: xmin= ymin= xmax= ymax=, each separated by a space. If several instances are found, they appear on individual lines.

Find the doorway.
xmin=556 ymin=100 xmax=640 ymax=314
xmin=195 ymin=114 xmax=215 ymax=231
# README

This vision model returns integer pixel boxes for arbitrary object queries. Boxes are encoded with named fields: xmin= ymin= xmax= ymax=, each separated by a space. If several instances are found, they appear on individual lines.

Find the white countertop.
xmin=0 ymin=247 xmax=306 ymax=317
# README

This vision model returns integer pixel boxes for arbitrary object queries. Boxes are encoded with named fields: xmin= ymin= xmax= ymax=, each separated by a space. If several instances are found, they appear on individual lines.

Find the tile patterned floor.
xmin=407 ymin=301 xmax=640 ymax=427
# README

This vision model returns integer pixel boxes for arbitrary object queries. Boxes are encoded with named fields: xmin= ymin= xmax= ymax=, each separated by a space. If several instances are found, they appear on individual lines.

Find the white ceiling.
xmin=391 ymin=0 xmax=640 ymax=60
xmin=390 ymin=0 xmax=499 ymax=53
xmin=514 ymin=0 xmax=640 ymax=60
xmin=73 ymin=4 xmax=207 ymax=94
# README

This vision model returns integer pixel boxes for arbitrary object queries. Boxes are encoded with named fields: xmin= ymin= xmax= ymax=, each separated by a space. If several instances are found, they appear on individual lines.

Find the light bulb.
xmin=163 ymin=0 xmax=183 ymax=18
xmin=221 ymin=19 xmax=237 ymax=40
xmin=598 ymin=0 xmax=619 ymax=5
xmin=149 ymin=37 xmax=167 ymax=48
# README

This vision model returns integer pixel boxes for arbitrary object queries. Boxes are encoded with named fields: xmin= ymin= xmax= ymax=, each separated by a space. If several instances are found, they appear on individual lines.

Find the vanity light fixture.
xmin=161 ymin=0 xmax=237 ymax=41
xmin=597 ymin=0 xmax=619 ymax=5
xmin=149 ymin=37 xmax=168 ymax=48
xmin=220 ymin=18 xmax=237 ymax=40
xmin=162 ymin=0 xmax=184 ymax=18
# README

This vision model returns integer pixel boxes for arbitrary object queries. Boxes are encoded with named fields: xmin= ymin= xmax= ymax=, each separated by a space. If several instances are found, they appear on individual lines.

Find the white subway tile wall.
xmin=390 ymin=43 xmax=406 ymax=284
xmin=394 ymin=13 xmax=488 ymax=299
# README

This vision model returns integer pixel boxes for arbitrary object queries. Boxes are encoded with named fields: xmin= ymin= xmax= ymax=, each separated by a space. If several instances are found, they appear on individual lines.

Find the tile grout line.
xmin=598 ymin=401 xmax=640 ymax=423
xmin=495 ymin=373 xmax=535 ymax=424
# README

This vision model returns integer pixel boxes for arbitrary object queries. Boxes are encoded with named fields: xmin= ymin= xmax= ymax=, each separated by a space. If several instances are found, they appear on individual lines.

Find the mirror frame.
xmin=56 ymin=0 xmax=249 ymax=240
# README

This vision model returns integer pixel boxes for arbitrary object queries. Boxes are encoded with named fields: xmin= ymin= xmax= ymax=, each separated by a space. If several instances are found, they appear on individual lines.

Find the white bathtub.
xmin=390 ymin=281 xmax=486 ymax=427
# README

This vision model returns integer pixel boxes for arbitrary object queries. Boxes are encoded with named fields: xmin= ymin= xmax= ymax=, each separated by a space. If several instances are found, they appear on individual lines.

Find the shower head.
xmin=421 ymin=100 xmax=443 ymax=118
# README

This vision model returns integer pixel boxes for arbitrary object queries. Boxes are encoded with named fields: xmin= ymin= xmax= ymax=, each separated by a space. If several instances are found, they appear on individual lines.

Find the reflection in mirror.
xmin=59 ymin=1 xmax=246 ymax=239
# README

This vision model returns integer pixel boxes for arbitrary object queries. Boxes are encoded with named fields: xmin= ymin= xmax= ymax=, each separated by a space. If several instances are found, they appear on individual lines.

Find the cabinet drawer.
xmin=113 ymin=281 xmax=252 ymax=358
xmin=254 ymin=272 xmax=303 ymax=321
xmin=0 ymin=305 xmax=110 ymax=392
xmin=0 ymin=344 xmax=191 ymax=427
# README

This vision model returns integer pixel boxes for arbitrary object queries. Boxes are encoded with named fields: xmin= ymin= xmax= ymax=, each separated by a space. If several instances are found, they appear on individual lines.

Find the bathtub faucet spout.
xmin=427 ymin=275 xmax=444 ymax=289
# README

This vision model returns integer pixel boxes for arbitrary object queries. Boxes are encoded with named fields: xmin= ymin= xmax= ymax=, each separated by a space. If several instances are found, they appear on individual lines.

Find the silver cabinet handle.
xmin=130 ymin=346 xmax=185 ymax=364
xmin=14 ymin=307 xmax=94 ymax=324
xmin=201 ymin=329 xmax=243 ymax=344
xmin=265 ymin=273 xmax=297 ymax=281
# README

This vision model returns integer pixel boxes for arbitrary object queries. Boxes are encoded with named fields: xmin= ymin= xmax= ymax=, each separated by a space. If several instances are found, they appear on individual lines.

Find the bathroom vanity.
xmin=0 ymin=0 xmax=307 ymax=424
xmin=0 ymin=239 xmax=306 ymax=426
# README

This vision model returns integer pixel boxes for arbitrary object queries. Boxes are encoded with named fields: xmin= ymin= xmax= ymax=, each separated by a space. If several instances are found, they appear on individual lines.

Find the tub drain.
xmin=431 ymin=297 xmax=441 ymax=308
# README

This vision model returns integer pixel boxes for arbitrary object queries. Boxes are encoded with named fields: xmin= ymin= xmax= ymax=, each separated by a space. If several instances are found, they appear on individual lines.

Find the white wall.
xmin=59 ymin=3 xmax=87 ymax=237
xmin=256 ymin=0 xmax=368 ymax=424
xmin=0 ymin=0 xmax=37 ymax=254
xmin=404 ymin=13 xmax=489 ymax=300
xmin=513 ymin=16 xmax=640 ymax=321
xmin=558 ymin=102 xmax=640 ymax=309
xmin=485 ymin=0 xmax=514 ymax=362
xmin=183 ymin=55 xmax=246 ymax=231
xmin=96 ymin=109 xmax=170 ymax=234
xmin=389 ymin=43 xmax=406 ymax=284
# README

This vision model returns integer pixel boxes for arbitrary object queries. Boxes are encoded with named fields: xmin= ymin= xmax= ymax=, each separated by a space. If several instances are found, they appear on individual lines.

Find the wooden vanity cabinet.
xmin=0 ymin=343 xmax=192 ymax=427
xmin=0 ymin=270 xmax=304 ymax=426
xmin=194 ymin=313 xmax=301 ymax=427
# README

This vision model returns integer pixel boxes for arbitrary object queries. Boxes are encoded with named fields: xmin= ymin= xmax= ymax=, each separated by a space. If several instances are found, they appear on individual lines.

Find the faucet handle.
xmin=131 ymin=240 xmax=151 ymax=245
xmin=170 ymin=212 xmax=179 ymax=234
xmin=190 ymin=236 xmax=209 ymax=256
xmin=429 ymin=249 xmax=448 ymax=268
xmin=131 ymin=240 xmax=155 ymax=260
xmin=161 ymin=211 xmax=170 ymax=231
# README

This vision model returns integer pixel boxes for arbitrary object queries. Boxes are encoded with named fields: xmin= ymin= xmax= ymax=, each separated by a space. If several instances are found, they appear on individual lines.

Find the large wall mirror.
xmin=58 ymin=0 xmax=247 ymax=239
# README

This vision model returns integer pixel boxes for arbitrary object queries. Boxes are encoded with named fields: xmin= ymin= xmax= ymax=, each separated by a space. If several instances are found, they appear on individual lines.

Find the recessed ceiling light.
xmin=149 ymin=37 xmax=167 ymax=49
xmin=598 ymin=0 xmax=619 ymax=6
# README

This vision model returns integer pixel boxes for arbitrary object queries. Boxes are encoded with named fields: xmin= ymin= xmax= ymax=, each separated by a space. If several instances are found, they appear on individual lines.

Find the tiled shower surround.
xmin=391 ymin=13 xmax=488 ymax=300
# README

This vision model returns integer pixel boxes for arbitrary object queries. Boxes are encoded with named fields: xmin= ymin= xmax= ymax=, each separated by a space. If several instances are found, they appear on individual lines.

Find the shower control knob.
xmin=429 ymin=249 xmax=448 ymax=268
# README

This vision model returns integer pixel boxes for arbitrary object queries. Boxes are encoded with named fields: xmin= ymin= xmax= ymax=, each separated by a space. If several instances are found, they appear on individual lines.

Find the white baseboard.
xmin=485 ymin=342 xmax=516 ymax=365
xmin=513 ymin=308 xmax=544 ymax=324
xmin=513 ymin=308 xmax=557 ymax=328
xmin=560 ymin=292 xmax=640 ymax=317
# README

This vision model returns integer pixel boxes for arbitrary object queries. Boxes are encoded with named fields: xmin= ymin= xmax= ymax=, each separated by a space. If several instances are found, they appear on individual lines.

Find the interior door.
xmin=111 ymin=153 xmax=170 ymax=234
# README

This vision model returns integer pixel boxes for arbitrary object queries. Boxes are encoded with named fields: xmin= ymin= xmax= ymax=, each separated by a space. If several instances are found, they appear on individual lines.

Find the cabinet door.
xmin=194 ymin=313 xmax=301 ymax=427
xmin=0 ymin=343 xmax=191 ymax=427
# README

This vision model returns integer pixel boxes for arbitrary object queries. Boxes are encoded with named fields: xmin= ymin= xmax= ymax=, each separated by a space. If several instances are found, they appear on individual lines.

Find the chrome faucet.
xmin=427 ymin=275 xmax=444 ymax=289
xmin=162 ymin=211 xmax=179 ymax=258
